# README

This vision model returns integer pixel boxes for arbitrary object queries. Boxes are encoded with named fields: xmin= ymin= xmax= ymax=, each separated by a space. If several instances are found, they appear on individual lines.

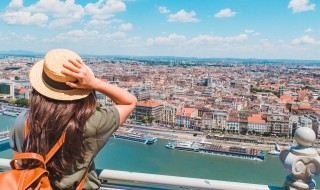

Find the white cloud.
xmin=288 ymin=0 xmax=315 ymax=13
xmin=119 ymin=23 xmax=133 ymax=31
xmin=147 ymin=33 xmax=186 ymax=45
xmin=1 ymin=11 xmax=48 ymax=26
xmin=8 ymin=0 xmax=23 ymax=8
xmin=3 ymin=0 xmax=128 ymax=28
xmin=64 ymin=30 xmax=100 ymax=38
xmin=52 ymin=30 xmax=100 ymax=42
xmin=48 ymin=18 xmax=78 ymax=28
xmin=147 ymin=33 xmax=248 ymax=46
xmin=244 ymin=29 xmax=254 ymax=34
xmin=85 ymin=0 xmax=126 ymax=20
xmin=276 ymin=40 xmax=285 ymax=44
xmin=24 ymin=0 xmax=84 ymax=19
xmin=3 ymin=0 xmax=84 ymax=27
xmin=168 ymin=10 xmax=199 ymax=23
xmin=214 ymin=8 xmax=237 ymax=18
xmin=260 ymin=39 xmax=270 ymax=46
xmin=49 ymin=29 xmax=128 ymax=44
xmin=103 ymin=31 xmax=126 ymax=41
xmin=86 ymin=19 xmax=117 ymax=28
xmin=189 ymin=33 xmax=248 ymax=44
xmin=292 ymin=35 xmax=320 ymax=45
xmin=244 ymin=29 xmax=260 ymax=36
xmin=22 ymin=34 xmax=36 ymax=41
xmin=305 ymin=28 xmax=314 ymax=32
xmin=158 ymin=6 xmax=170 ymax=14
xmin=9 ymin=32 xmax=36 ymax=41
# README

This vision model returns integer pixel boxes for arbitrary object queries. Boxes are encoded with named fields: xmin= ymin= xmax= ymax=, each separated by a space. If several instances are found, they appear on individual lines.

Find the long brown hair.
xmin=23 ymin=89 xmax=97 ymax=180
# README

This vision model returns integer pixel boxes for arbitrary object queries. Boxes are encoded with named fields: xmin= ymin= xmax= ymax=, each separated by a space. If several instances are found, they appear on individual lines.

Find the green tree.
xmin=14 ymin=76 xmax=20 ymax=80
xmin=147 ymin=116 xmax=154 ymax=124
xmin=142 ymin=116 xmax=148 ymax=123
xmin=262 ymin=132 xmax=271 ymax=137
xmin=137 ymin=116 xmax=144 ymax=122
xmin=8 ymin=99 xmax=16 ymax=104
xmin=222 ymin=128 xmax=226 ymax=133
xmin=240 ymin=128 xmax=248 ymax=135
xmin=15 ymin=99 xmax=29 ymax=107
xmin=302 ymin=86 xmax=313 ymax=90
xmin=318 ymin=96 xmax=320 ymax=101
xmin=277 ymin=133 xmax=288 ymax=138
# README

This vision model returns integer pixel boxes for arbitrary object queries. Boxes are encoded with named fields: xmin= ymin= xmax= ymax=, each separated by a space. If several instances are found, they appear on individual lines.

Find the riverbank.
xmin=0 ymin=115 xmax=315 ymax=153
xmin=120 ymin=125 xmax=294 ymax=152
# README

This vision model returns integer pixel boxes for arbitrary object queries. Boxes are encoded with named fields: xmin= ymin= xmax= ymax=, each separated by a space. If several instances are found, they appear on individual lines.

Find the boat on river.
xmin=268 ymin=144 xmax=281 ymax=155
xmin=113 ymin=132 xmax=157 ymax=145
xmin=0 ymin=131 xmax=9 ymax=143
xmin=166 ymin=141 xmax=265 ymax=161
xmin=2 ymin=111 xmax=19 ymax=117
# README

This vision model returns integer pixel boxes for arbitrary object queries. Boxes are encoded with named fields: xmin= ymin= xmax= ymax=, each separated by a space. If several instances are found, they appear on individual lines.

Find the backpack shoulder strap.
xmin=24 ymin=117 xmax=90 ymax=189
xmin=24 ymin=117 xmax=66 ymax=164
xmin=76 ymin=157 xmax=94 ymax=190
xmin=24 ymin=117 xmax=29 ymax=140
xmin=44 ymin=132 xmax=66 ymax=164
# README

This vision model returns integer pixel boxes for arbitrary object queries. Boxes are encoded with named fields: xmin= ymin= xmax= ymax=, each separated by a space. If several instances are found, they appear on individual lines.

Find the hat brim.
xmin=29 ymin=60 xmax=92 ymax=101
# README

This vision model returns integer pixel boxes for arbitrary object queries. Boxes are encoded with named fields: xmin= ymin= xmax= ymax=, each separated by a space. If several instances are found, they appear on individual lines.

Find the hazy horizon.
xmin=1 ymin=49 xmax=320 ymax=62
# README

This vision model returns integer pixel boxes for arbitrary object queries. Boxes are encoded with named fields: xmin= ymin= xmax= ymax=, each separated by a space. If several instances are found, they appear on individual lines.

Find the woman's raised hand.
xmin=61 ymin=58 xmax=99 ymax=89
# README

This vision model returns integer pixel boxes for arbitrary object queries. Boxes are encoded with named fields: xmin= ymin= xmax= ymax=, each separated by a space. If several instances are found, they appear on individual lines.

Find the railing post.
xmin=280 ymin=127 xmax=320 ymax=190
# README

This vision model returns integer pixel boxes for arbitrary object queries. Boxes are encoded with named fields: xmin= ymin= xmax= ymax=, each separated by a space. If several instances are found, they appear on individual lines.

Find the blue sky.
xmin=0 ymin=0 xmax=319 ymax=59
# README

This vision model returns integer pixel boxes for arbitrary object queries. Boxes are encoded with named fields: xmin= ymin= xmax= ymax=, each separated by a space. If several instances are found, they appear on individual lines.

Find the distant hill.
xmin=0 ymin=50 xmax=319 ymax=64
xmin=0 ymin=50 xmax=43 ymax=56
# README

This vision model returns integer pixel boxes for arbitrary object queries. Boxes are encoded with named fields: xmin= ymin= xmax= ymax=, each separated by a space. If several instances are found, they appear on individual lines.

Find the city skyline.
xmin=0 ymin=0 xmax=319 ymax=60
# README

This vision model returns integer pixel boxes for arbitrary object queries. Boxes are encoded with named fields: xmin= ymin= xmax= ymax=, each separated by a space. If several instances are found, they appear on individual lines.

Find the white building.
xmin=248 ymin=115 xmax=267 ymax=133
xmin=176 ymin=108 xmax=198 ymax=129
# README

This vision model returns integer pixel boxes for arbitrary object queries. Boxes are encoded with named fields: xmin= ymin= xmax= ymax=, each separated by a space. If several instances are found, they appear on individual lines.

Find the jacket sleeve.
xmin=9 ymin=111 xmax=28 ymax=153
xmin=86 ymin=106 xmax=120 ymax=155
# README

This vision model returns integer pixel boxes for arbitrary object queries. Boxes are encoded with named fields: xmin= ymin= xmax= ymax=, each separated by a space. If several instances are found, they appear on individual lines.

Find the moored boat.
xmin=174 ymin=141 xmax=199 ymax=152
xmin=2 ymin=111 xmax=19 ymax=117
xmin=113 ymin=132 xmax=157 ymax=145
xmin=268 ymin=144 xmax=281 ymax=155
xmin=166 ymin=141 xmax=265 ymax=161
xmin=166 ymin=142 xmax=176 ymax=149
xmin=0 ymin=132 xmax=9 ymax=143
xmin=199 ymin=144 xmax=265 ymax=161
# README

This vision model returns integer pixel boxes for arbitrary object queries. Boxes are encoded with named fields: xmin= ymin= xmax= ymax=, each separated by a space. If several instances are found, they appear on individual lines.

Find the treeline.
xmin=250 ymin=88 xmax=280 ymax=96
xmin=8 ymin=98 xmax=29 ymax=107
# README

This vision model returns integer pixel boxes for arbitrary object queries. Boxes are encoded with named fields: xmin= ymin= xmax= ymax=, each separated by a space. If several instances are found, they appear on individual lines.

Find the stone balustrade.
xmin=280 ymin=127 xmax=320 ymax=190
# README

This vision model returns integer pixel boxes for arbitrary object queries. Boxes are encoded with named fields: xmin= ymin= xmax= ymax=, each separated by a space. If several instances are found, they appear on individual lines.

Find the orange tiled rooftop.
xmin=248 ymin=115 xmax=266 ymax=124
xmin=177 ymin=108 xmax=196 ymax=117
xmin=137 ymin=101 xmax=162 ymax=107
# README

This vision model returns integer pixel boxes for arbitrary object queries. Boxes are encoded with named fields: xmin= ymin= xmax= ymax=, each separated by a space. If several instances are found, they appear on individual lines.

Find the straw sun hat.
xmin=29 ymin=49 xmax=92 ymax=101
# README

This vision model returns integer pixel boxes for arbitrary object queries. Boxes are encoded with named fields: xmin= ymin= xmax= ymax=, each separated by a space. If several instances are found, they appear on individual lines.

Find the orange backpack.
xmin=0 ymin=119 xmax=89 ymax=190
